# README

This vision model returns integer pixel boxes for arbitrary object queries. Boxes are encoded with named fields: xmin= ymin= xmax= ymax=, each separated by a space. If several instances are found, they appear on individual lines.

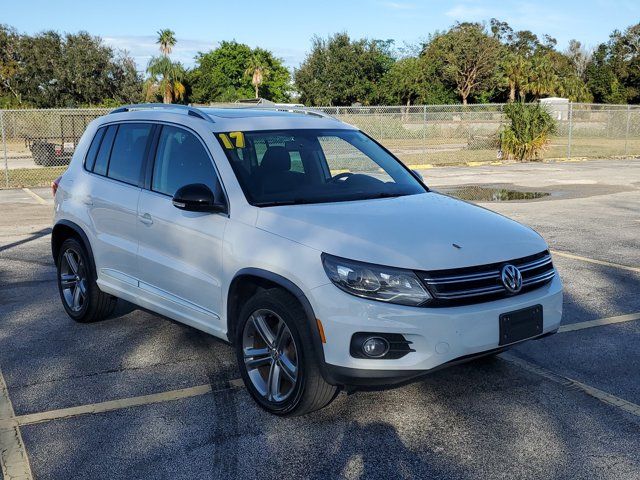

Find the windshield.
xmin=216 ymin=129 xmax=426 ymax=206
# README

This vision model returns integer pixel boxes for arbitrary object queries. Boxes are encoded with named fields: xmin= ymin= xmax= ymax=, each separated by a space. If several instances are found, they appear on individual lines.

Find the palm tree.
xmin=145 ymin=29 xmax=185 ymax=104
xmin=502 ymin=54 xmax=529 ymax=102
xmin=523 ymin=56 xmax=558 ymax=100
xmin=157 ymin=29 xmax=176 ymax=57
xmin=145 ymin=56 xmax=186 ymax=104
xmin=244 ymin=56 xmax=269 ymax=99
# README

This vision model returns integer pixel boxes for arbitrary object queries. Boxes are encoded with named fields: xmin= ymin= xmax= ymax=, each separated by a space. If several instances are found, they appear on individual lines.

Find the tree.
xmin=502 ymin=54 xmax=530 ymax=102
xmin=294 ymin=33 xmax=394 ymax=106
xmin=586 ymin=23 xmax=640 ymax=103
xmin=145 ymin=29 xmax=186 ymax=104
xmin=566 ymin=39 xmax=591 ymax=80
xmin=157 ymin=29 xmax=176 ymax=56
xmin=423 ymin=23 xmax=502 ymax=104
xmin=244 ymin=55 xmax=269 ymax=99
xmin=145 ymin=56 xmax=186 ymax=104
xmin=189 ymin=41 xmax=290 ymax=103
xmin=11 ymin=30 xmax=142 ymax=107
xmin=0 ymin=25 xmax=22 ymax=106
xmin=380 ymin=56 xmax=455 ymax=105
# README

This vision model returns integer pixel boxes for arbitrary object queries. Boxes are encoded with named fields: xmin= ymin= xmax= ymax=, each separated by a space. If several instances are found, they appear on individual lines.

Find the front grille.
xmin=417 ymin=250 xmax=555 ymax=306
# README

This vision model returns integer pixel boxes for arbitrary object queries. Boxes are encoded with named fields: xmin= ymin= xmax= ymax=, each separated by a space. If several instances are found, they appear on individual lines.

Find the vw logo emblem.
xmin=501 ymin=264 xmax=523 ymax=293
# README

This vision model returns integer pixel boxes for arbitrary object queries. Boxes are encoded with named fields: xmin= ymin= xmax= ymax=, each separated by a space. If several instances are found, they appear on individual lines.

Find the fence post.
xmin=422 ymin=105 xmax=426 ymax=149
xmin=1 ymin=110 xmax=8 ymax=188
xmin=625 ymin=104 xmax=631 ymax=156
xmin=567 ymin=102 xmax=573 ymax=160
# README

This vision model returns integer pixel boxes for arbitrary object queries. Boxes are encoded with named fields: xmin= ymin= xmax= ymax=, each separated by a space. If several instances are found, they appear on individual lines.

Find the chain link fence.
xmin=1 ymin=103 xmax=639 ymax=189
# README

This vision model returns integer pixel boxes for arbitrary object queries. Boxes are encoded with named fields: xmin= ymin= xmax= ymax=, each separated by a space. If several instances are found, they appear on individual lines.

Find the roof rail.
xmin=109 ymin=103 xmax=214 ymax=123
xmin=271 ymin=107 xmax=333 ymax=119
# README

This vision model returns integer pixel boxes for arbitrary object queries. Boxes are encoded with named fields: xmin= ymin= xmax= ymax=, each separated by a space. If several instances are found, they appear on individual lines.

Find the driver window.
xmin=318 ymin=136 xmax=393 ymax=182
xmin=152 ymin=126 xmax=221 ymax=197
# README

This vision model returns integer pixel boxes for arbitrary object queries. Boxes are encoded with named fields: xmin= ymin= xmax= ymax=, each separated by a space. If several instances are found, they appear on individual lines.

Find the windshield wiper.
xmin=253 ymin=198 xmax=315 ymax=207
xmin=364 ymin=192 xmax=407 ymax=200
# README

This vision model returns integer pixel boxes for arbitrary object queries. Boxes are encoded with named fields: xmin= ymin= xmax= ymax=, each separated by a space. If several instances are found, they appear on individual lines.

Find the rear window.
xmin=107 ymin=123 xmax=153 ymax=186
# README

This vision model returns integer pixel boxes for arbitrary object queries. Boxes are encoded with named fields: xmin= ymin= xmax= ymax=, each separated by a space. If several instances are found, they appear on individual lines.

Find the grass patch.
xmin=1 ymin=166 xmax=67 ymax=189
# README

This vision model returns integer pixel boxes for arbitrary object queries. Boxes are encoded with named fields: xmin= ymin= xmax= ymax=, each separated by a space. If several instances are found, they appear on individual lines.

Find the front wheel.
xmin=235 ymin=288 xmax=338 ymax=416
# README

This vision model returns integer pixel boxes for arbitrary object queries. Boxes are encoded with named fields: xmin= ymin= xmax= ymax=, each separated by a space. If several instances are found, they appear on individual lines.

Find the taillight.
xmin=52 ymin=175 xmax=62 ymax=197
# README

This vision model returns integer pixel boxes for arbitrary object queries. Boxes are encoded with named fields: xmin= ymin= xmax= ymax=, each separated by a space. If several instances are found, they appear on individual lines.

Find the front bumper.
xmin=310 ymin=274 xmax=563 ymax=387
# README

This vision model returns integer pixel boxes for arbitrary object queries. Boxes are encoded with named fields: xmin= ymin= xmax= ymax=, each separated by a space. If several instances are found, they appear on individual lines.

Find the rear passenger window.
xmin=93 ymin=125 xmax=117 ymax=176
xmin=152 ymin=126 xmax=221 ymax=197
xmin=107 ymin=123 xmax=153 ymax=186
xmin=85 ymin=127 xmax=106 ymax=171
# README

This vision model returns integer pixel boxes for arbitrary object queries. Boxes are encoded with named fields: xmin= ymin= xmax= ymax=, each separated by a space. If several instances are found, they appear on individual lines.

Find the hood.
xmin=255 ymin=192 xmax=548 ymax=271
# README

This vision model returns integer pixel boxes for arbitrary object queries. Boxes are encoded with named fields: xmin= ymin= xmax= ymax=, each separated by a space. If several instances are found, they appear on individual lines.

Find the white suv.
xmin=52 ymin=104 xmax=563 ymax=415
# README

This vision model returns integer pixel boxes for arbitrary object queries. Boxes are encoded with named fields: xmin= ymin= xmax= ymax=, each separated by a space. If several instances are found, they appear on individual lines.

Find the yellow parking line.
xmin=21 ymin=188 xmax=48 ymax=205
xmin=551 ymin=249 xmax=640 ymax=274
xmin=6 ymin=384 xmax=217 ymax=427
xmin=558 ymin=312 xmax=640 ymax=333
xmin=0 ymin=380 xmax=245 ymax=429
xmin=0 ymin=368 xmax=33 ymax=480
xmin=502 ymin=354 xmax=640 ymax=418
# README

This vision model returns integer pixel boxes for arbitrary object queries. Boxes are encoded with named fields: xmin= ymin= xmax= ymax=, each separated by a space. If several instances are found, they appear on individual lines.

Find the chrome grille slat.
xmin=424 ymin=270 xmax=500 ymax=284
xmin=518 ymin=255 xmax=552 ymax=272
xmin=437 ymin=285 xmax=505 ymax=299
xmin=417 ymin=250 xmax=555 ymax=305
xmin=523 ymin=270 xmax=556 ymax=285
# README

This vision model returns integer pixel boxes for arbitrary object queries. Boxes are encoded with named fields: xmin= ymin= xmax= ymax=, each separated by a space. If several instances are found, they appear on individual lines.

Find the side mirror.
xmin=172 ymin=183 xmax=225 ymax=213
xmin=411 ymin=169 xmax=424 ymax=182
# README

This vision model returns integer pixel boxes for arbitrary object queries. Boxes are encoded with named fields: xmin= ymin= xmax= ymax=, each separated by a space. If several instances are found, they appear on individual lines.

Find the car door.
xmin=84 ymin=122 xmax=153 ymax=289
xmin=137 ymin=124 xmax=228 ymax=332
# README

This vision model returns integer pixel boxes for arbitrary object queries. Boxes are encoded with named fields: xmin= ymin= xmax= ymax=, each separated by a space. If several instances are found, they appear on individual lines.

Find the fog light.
xmin=362 ymin=337 xmax=390 ymax=358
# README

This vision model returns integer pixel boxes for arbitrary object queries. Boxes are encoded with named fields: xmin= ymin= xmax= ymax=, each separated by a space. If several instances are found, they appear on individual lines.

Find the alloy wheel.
xmin=242 ymin=309 xmax=299 ymax=402
xmin=59 ymin=248 xmax=87 ymax=312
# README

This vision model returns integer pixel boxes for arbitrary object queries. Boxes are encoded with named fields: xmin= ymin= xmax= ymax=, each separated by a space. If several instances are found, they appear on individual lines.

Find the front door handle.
xmin=139 ymin=213 xmax=153 ymax=225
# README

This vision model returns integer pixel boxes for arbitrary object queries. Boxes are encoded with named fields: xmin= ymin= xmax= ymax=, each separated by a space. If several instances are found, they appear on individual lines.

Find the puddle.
xmin=444 ymin=186 xmax=550 ymax=202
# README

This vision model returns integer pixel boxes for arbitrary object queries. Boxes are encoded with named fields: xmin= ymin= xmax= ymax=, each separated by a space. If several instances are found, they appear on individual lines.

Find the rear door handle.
xmin=139 ymin=213 xmax=153 ymax=225
xmin=81 ymin=196 xmax=93 ymax=206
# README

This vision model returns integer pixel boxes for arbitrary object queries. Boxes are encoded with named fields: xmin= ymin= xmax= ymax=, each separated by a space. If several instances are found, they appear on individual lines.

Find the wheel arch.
xmin=51 ymin=220 xmax=97 ymax=276
xmin=226 ymin=268 xmax=330 ymax=381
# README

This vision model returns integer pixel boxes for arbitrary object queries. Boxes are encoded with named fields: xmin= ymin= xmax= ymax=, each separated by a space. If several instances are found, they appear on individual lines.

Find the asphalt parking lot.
xmin=1 ymin=159 xmax=639 ymax=480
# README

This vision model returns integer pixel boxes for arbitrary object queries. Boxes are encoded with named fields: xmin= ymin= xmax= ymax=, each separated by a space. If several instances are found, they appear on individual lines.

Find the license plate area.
xmin=499 ymin=305 xmax=543 ymax=346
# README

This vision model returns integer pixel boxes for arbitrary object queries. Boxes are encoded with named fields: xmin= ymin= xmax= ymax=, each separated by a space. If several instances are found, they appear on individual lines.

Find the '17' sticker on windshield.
xmin=219 ymin=132 xmax=245 ymax=149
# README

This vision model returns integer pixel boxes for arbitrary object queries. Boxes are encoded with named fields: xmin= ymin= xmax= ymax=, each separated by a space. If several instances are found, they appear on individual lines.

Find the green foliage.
xmin=585 ymin=23 xmax=640 ymax=104
xmin=145 ymin=56 xmax=186 ymax=104
xmin=0 ymin=25 xmax=142 ymax=107
xmin=379 ymin=57 xmax=455 ymax=105
xmin=189 ymin=41 xmax=290 ymax=103
xmin=500 ymin=102 xmax=557 ymax=161
xmin=294 ymin=33 xmax=394 ymax=106
xmin=422 ymin=23 xmax=503 ymax=104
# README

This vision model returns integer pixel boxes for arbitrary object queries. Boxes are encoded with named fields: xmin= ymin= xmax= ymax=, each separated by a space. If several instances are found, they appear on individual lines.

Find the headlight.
xmin=321 ymin=253 xmax=431 ymax=306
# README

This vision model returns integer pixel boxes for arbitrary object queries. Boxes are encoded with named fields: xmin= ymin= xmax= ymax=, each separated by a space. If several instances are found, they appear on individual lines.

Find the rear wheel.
xmin=56 ymin=238 xmax=117 ymax=323
xmin=235 ymin=288 xmax=338 ymax=416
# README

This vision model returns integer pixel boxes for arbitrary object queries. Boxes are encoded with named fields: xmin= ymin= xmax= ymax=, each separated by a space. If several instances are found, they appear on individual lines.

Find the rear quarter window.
xmin=92 ymin=125 xmax=117 ymax=176
xmin=106 ymin=123 xmax=153 ymax=186
xmin=84 ymin=127 xmax=106 ymax=171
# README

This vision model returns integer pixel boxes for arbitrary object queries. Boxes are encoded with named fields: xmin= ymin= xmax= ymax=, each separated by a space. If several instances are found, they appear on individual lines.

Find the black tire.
xmin=235 ymin=288 xmax=338 ymax=416
xmin=56 ymin=238 xmax=117 ymax=323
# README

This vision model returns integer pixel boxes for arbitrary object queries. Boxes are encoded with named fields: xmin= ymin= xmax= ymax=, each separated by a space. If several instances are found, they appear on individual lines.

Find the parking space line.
xmin=551 ymin=249 xmax=640 ymax=274
xmin=501 ymin=354 xmax=640 ymax=418
xmin=558 ymin=312 xmax=640 ymax=333
xmin=0 ymin=382 xmax=244 ymax=428
xmin=0 ymin=368 xmax=34 ymax=480
xmin=21 ymin=188 xmax=48 ymax=206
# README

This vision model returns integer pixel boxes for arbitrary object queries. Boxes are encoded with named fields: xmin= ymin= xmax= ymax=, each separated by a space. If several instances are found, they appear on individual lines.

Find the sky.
xmin=3 ymin=0 xmax=639 ymax=72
